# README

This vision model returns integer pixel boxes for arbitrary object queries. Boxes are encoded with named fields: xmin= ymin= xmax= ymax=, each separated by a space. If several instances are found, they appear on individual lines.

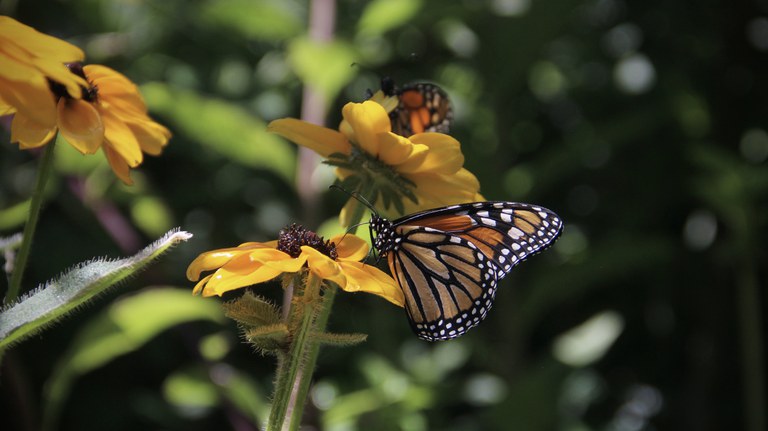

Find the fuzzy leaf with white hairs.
xmin=0 ymin=229 xmax=193 ymax=349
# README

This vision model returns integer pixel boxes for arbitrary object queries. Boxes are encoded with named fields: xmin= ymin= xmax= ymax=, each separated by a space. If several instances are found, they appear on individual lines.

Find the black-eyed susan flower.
xmin=268 ymin=101 xmax=483 ymax=227
xmin=0 ymin=16 xmax=88 ymax=144
xmin=186 ymin=224 xmax=404 ymax=306
xmin=10 ymin=63 xmax=170 ymax=184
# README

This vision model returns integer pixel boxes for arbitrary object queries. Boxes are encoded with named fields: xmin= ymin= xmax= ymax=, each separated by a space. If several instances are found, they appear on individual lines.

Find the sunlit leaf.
xmin=141 ymin=83 xmax=295 ymax=182
xmin=131 ymin=195 xmax=174 ymax=237
xmin=357 ymin=0 xmax=423 ymax=36
xmin=287 ymin=37 xmax=358 ymax=105
xmin=197 ymin=0 xmax=302 ymax=41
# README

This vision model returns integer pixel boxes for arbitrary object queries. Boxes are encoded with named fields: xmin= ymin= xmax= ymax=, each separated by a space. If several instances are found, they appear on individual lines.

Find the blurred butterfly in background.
xmin=369 ymin=201 xmax=563 ymax=341
xmin=376 ymin=77 xmax=454 ymax=136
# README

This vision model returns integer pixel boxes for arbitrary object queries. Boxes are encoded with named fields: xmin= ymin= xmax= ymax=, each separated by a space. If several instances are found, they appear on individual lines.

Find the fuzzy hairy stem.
xmin=268 ymin=272 xmax=327 ymax=430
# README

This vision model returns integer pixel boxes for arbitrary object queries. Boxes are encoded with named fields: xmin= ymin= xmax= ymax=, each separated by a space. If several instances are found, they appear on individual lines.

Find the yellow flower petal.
xmin=0 ymin=16 xmax=84 ymax=62
xmin=332 ymin=234 xmax=370 ymax=262
xmin=202 ymin=265 xmax=285 ymax=296
xmin=192 ymin=274 xmax=214 ymax=295
xmin=367 ymin=89 xmax=399 ymax=114
xmin=10 ymin=112 xmax=56 ymax=148
xmin=186 ymin=242 xmax=272 ymax=281
xmin=268 ymin=118 xmax=351 ymax=157
xmin=341 ymin=101 xmax=390 ymax=156
xmin=0 ymin=74 xmax=57 ymax=126
xmin=401 ymin=168 xmax=483 ymax=213
xmin=100 ymin=105 xmax=143 ymax=167
xmin=258 ymin=251 xmax=307 ymax=273
xmin=103 ymin=145 xmax=133 ymax=185
xmin=376 ymin=132 xmax=419 ymax=166
xmin=0 ymin=17 xmax=86 ymax=104
xmin=0 ymin=104 xmax=13 ymax=116
xmin=338 ymin=261 xmax=404 ymax=307
xmin=33 ymin=56 xmax=86 ymax=99
xmin=126 ymin=120 xmax=171 ymax=155
xmin=406 ymin=133 xmax=464 ymax=174
xmin=58 ymin=98 xmax=104 ymax=154
xmin=301 ymin=246 xmax=347 ymax=288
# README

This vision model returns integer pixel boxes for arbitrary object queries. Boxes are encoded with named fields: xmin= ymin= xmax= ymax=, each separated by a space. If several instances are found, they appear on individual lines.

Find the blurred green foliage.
xmin=1 ymin=0 xmax=766 ymax=430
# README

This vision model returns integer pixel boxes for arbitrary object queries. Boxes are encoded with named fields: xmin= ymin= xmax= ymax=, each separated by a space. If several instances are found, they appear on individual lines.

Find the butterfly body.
xmin=370 ymin=201 xmax=563 ymax=341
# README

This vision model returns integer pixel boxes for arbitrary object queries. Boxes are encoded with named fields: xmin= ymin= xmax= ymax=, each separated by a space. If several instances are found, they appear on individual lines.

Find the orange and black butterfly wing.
xmin=386 ymin=202 xmax=562 ymax=340
xmin=387 ymin=226 xmax=501 ymax=341
xmin=397 ymin=201 xmax=563 ymax=277
xmin=390 ymin=83 xmax=453 ymax=136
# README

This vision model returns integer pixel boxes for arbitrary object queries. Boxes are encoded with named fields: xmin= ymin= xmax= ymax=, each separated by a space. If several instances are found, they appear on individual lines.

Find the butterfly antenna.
xmin=329 ymin=184 xmax=378 ymax=216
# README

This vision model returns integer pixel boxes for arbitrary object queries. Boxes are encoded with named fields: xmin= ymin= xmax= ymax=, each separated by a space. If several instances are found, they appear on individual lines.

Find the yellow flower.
xmin=9 ymin=62 xmax=171 ymax=185
xmin=186 ymin=224 xmax=404 ymax=307
xmin=268 ymin=101 xmax=483 ymax=226
xmin=0 ymin=16 xmax=88 ymax=140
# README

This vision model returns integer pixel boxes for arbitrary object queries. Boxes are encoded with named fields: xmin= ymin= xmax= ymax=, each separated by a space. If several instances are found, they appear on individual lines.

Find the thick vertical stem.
xmin=267 ymin=272 xmax=329 ymax=431
xmin=5 ymin=141 xmax=56 ymax=304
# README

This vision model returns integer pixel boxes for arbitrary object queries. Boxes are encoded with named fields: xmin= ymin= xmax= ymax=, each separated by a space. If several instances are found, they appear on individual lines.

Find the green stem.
xmin=268 ymin=272 xmax=329 ymax=431
xmin=5 ymin=140 xmax=56 ymax=304
xmin=284 ymin=284 xmax=336 ymax=430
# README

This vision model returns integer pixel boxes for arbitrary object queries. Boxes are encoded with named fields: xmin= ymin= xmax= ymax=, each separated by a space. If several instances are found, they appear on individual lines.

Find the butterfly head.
xmin=369 ymin=214 xmax=396 ymax=255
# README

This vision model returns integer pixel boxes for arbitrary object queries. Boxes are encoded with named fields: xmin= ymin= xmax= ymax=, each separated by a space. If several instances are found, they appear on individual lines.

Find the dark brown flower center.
xmin=48 ymin=62 xmax=98 ymax=102
xmin=277 ymin=224 xmax=338 ymax=260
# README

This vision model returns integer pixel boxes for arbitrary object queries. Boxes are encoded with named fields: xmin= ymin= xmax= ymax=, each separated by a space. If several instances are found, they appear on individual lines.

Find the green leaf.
xmin=357 ymin=0 xmax=423 ymax=36
xmin=222 ymin=291 xmax=282 ymax=327
xmin=244 ymin=323 xmax=290 ymax=354
xmin=42 ymin=287 xmax=225 ymax=431
xmin=197 ymin=0 xmax=302 ymax=41
xmin=0 ymin=200 xmax=31 ymax=231
xmin=131 ymin=196 xmax=174 ymax=237
xmin=140 ymin=83 xmax=296 ymax=182
xmin=287 ymin=37 xmax=358 ymax=104
xmin=164 ymin=366 xmax=220 ymax=409
xmin=312 ymin=331 xmax=368 ymax=347
xmin=0 ymin=229 xmax=193 ymax=349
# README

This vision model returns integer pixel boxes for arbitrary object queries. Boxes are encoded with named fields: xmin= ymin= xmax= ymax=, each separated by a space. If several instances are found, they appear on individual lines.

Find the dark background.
xmin=1 ymin=0 xmax=766 ymax=430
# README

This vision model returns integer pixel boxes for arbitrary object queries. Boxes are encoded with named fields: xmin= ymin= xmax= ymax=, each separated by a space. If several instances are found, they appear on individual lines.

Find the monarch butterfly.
xmin=369 ymin=201 xmax=563 ymax=341
xmin=378 ymin=77 xmax=453 ymax=136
